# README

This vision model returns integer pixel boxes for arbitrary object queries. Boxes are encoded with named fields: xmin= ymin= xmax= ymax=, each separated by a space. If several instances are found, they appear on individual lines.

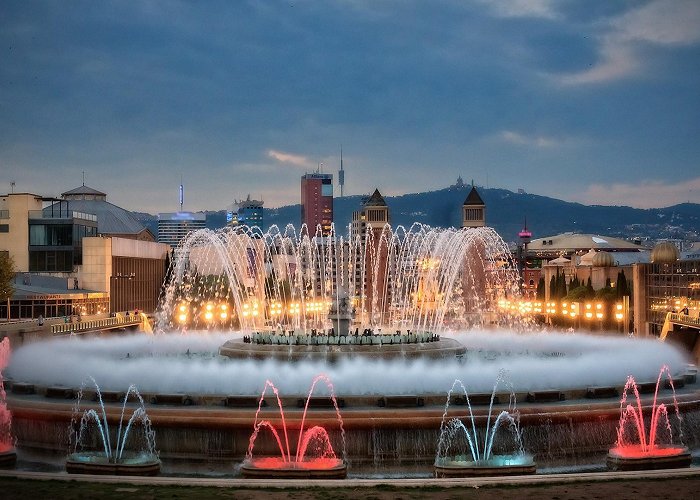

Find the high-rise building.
xmin=301 ymin=172 xmax=333 ymax=235
xmin=157 ymin=212 xmax=206 ymax=247
xmin=234 ymin=195 xmax=264 ymax=230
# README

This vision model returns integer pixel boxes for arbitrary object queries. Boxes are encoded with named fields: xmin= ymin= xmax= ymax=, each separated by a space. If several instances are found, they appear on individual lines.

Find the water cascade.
xmin=156 ymin=223 xmax=520 ymax=334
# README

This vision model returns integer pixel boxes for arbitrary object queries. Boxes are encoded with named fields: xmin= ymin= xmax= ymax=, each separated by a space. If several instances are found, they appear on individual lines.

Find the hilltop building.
xmin=301 ymin=172 xmax=333 ymax=236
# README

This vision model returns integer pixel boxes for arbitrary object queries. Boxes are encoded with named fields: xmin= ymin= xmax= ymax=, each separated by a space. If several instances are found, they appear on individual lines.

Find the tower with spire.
xmin=338 ymin=146 xmax=345 ymax=198
xmin=462 ymin=181 xmax=485 ymax=228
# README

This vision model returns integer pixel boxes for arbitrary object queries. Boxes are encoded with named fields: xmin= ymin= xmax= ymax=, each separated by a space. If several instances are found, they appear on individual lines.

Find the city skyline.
xmin=2 ymin=1 xmax=700 ymax=213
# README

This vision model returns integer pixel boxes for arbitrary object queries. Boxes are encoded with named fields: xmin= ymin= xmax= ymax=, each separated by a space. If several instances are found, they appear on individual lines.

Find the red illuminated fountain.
xmin=241 ymin=374 xmax=347 ymax=479
xmin=0 ymin=337 xmax=16 ymax=468
xmin=607 ymin=365 xmax=691 ymax=471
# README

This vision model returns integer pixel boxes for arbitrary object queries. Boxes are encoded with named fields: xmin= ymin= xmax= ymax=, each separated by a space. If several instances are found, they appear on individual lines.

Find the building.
xmin=301 ymin=172 xmax=333 ymax=236
xmin=0 ymin=192 xmax=98 ymax=273
xmin=462 ymin=185 xmax=485 ymax=228
xmin=528 ymin=233 xmax=646 ymax=264
xmin=234 ymin=195 xmax=264 ymax=231
xmin=0 ymin=189 xmax=169 ymax=319
xmin=58 ymin=184 xmax=155 ymax=241
xmin=81 ymin=236 xmax=169 ymax=315
xmin=351 ymin=189 xmax=391 ymax=323
xmin=633 ymin=242 xmax=700 ymax=337
xmin=158 ymin=212 xmax=206 ymax=247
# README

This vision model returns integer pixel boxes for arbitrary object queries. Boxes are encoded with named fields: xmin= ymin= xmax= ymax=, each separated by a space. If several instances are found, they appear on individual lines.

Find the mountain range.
xmin=133 ymin=184 xmax=700 ymax=244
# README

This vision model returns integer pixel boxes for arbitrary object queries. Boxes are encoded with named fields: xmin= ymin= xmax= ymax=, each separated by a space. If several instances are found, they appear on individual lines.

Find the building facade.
xmin=158 ymin=212 xmax=206 ymax=247
xmin=0 ymin=192 xmax=98 ymax=273
xmin=301 ymin=172 xmax=333 ymax=236
xmin=235 ymin=195 xmax=264 ymax=230
xmin=351 ymin=189 xmax=391 ymax=323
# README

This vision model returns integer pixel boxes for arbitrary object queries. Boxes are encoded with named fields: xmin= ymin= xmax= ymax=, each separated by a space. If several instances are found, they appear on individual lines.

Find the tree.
xmin=586 ymin=276 xmax=594 ymax=296
xmin=549 ymin=275 xmax=556 ymax=300
xmin=0 ymin=253 xmax=15 ymax=302
xmin=616 ymin=270 xmax=629 ymax=298
xmin=566 ymin=286 xmax=590 ymax=301
xmin=536 ymin=277 xmax=545 ymax=300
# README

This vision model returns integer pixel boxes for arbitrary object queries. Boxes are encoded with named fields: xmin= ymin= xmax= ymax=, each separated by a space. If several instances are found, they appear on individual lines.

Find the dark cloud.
xmin=1 ymin=0 xmax=699 ymax=211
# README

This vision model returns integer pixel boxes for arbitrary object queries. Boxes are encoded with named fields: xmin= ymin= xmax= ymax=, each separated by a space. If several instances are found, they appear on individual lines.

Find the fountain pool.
xmin=4 ymin=329 xmax=699 ymax=475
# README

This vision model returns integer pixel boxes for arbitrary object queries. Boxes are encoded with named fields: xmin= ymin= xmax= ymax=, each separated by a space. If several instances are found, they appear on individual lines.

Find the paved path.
xmin=1 ymin=466 xmax=698 ymax=488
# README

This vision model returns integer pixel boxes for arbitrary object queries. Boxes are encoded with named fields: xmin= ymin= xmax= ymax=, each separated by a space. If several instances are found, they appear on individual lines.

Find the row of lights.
xmin=177 ymin=302 xmax=228 ymax=324
xmin=498 ymin=299 xmax=626 ymax=322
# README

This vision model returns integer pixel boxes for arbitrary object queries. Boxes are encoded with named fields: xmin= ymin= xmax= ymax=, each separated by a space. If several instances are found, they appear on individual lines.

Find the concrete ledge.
xmin=378 ymin=395 xmax=424 ymax=408
xmin=45 ymin=387 xmax=75 ymax=399
xmin=526 ymin=391 xmax=565 ymax=403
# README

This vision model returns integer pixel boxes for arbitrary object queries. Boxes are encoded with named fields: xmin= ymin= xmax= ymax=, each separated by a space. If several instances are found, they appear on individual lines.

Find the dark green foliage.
xmin=536 ymin=277 xmax=545 ymax=299
xmin=0 ymin=253 xmax=15 ymax=302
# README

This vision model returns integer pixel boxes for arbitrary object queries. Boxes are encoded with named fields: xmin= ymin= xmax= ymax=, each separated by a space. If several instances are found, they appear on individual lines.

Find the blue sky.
xmin=2 ymin=0 xmax=699 ymax=213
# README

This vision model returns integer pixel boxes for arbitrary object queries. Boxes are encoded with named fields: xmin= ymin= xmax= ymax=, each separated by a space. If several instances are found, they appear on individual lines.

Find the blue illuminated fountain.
xmin=434 ymin=373 xmax=535 ymax=477
xmin=67 ymin=377 xmax=160 ymax=475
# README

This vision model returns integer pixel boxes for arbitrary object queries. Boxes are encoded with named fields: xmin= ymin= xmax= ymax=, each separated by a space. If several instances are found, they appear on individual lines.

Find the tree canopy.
xmin=0 ymin=253 xmax=16 ymax=302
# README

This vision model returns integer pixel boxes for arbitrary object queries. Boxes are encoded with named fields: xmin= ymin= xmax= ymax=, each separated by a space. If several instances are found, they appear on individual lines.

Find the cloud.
xmin=266 ymin=150 xmax=315 ymax=169
xmin=613 ymin=0 xmax=700 ymax=45
xmin=557 ymin=43 xmax=639 ymax=86
xmin=476 ymin=0 xmax=559 ymax=20
xmin=570 ymin=177 xmax=700 ymax=209
xmin=556 ymin=0 xmax=700 ymax=85
xmin=498 ymin=130 xmax=565 ymax=149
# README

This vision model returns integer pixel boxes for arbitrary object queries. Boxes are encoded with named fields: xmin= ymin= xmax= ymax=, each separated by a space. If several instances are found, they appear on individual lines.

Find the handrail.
xmin=51 ymin=315 xmax=143 ymax=335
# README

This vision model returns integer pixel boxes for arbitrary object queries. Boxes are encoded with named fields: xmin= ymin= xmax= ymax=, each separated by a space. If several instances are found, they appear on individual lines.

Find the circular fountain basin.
xmin=434 ymin=454 xmax=536 ymax=477
xmin=0 ymin=445 xmax=16 ymax=468
xmin=66 ymin=451 xmax=161 ymax=476
xmin=219 ymin=336 xmax=466 ymax=361
xmin=240 ymin=457 xmax=347 ymax=479
xmin=606 ymin=445 xmax=691 ymax=471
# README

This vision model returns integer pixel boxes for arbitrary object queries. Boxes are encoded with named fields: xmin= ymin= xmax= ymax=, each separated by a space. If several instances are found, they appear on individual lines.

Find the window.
xmin=0 ymin=224 xmax=8 ymax=233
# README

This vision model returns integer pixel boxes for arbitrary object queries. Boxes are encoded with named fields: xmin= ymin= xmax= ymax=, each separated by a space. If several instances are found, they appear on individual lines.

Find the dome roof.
xmin=651 ymin=242 xmax=679 ymax=264
xmin=592 ymin=251 xmax=615 ymax=267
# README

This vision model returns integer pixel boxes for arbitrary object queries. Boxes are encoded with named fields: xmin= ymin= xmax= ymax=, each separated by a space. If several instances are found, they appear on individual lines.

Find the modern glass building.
xmin=157 ymin=212 xmax=206 ymax=247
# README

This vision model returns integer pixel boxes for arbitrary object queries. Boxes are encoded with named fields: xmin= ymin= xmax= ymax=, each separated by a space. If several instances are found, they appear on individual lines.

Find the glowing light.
xmin=177 ymin=314 xmax=187 ymax=323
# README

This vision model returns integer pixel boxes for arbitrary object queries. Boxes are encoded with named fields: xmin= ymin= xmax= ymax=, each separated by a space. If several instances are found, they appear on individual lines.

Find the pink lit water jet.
xmin=242 ymin=374 xmax=347 ymax=478
xmin=0 ymin=337 xmax=16 ymax=466
xmin=607 ymin=365 xmax=691 ymax=471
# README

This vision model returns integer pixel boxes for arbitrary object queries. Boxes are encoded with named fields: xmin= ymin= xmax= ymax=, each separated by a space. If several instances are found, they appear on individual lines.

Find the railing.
xmin=661 ymin=312 xmax=700 ymax=340
xmin=669 ymin=313 xmax=700 ymax=328
xmin=51 ymin=315 xmax=143 ymax=335
xmin=28 ymin=210 xmax=97 ymax=222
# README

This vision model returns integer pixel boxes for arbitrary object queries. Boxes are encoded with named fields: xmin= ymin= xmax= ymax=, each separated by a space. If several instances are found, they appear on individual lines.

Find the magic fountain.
xmin=3 ymin=223 xmax=700 ymax=476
